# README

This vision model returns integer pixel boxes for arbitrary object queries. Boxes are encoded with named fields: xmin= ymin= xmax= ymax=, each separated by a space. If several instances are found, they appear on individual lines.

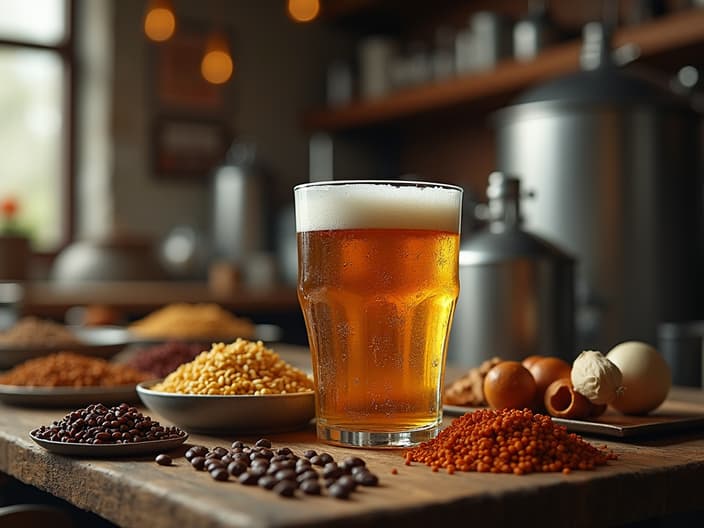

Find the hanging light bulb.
xmin=287 ymin=0 xmax=320 ymax=23
xmin=201 ymin=31 xmax=234 ymax=85
xmin=144 ymin=0 xmax=176 ymax=42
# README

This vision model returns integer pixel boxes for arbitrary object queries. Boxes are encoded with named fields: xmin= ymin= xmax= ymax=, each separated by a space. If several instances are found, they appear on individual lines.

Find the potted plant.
xmin=0 ymin=196 xmax=31 ymax=281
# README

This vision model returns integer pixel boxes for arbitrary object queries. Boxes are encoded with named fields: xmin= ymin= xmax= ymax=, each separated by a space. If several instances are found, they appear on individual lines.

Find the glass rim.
xmin=294 ymin=179 xmax=463 ymax=193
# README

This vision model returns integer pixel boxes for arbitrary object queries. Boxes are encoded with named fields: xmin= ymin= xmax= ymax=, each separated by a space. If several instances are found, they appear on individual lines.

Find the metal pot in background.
xmin=448 ymin=172 xmax=575 ymax=367
xmin=494 ymin=22 xmax=702 ymax=351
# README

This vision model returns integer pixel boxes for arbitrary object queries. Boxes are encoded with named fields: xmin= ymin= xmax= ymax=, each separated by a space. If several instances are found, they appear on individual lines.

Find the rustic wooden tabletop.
xmin=1 ymin=385 xmax=704 ymax=527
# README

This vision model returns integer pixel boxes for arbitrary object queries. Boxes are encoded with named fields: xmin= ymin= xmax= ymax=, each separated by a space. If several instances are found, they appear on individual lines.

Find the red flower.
xmin=0 ymin=197 xmax=18 ymax=220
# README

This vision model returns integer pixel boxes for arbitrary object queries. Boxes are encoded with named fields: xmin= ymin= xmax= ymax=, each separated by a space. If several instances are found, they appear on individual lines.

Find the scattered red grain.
xmin=403 ymin=408 xmax=616 ymax=475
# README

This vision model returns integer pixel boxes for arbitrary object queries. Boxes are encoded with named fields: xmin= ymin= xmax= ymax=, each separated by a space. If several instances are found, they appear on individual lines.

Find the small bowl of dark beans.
xmin=30 ymin=402 xmax=188 ymax=456
xmin=164 ymin=439 xmax=379 ymax=500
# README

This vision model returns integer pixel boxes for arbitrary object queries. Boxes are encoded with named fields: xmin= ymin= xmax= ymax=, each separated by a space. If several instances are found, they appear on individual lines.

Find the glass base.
xmin=316 ymin=421 xmax=440 ymax=448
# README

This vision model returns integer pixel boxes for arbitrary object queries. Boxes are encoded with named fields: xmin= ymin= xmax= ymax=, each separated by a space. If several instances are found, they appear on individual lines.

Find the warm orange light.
xmin=287 ymin=0 xmax=320 ymax=22
xmin=144 ymin=0 xmax=176 ymax=42
xmin=201 ymin=32 xmax=234 ymax=85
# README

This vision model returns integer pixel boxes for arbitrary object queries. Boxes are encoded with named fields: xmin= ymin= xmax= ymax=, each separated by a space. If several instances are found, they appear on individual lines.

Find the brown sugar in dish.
xmin=404 ymin=408 xmax=617 ymax=475
xmin=0 ymin=352 xmax=149 ymax=387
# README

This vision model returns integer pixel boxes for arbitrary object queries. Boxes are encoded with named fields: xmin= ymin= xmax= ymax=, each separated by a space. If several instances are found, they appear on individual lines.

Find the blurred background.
xmin=0 ymin=0 xmax=703 ymax=362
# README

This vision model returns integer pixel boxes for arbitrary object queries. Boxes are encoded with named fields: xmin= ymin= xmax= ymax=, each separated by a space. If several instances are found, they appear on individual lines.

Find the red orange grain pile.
xmin=404 ymin=408 xmax=617 ymax=475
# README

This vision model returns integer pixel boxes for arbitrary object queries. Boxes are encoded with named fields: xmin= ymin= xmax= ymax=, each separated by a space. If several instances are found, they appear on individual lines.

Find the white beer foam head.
xmin=295 ymin=182 xmax=462 ymax=233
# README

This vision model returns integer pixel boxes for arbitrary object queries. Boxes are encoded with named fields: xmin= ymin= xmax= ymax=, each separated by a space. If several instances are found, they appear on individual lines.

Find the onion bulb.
xmin=570 ymin=350 xmax=623 ymax=405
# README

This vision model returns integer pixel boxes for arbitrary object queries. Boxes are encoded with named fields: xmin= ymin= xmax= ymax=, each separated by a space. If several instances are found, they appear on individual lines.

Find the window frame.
xmin=0 ymin=0 xmax=75 ymax=255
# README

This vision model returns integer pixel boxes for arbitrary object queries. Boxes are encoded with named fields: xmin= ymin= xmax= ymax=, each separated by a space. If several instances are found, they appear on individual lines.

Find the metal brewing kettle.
xmin=448 ymin=172 xmax=575 ymax=366
xmin=493 ymin=22 xmax=702 ymax=350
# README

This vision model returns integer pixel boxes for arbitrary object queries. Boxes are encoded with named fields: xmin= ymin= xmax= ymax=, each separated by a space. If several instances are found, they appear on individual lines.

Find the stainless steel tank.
xmin=493 ymin=23 xmax=702 ymax=350
xmin=212 ymin=142 xmax=267 ymax=264
xmin=448 ymin=172 xmax=575 ymax=366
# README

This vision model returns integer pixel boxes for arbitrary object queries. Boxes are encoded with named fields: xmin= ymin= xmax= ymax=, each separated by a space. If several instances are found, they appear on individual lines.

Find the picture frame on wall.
xmin=152 ymin=116 xmax=230 ymax=179
xmin=147 ymin=18 xmax=236 ymax=179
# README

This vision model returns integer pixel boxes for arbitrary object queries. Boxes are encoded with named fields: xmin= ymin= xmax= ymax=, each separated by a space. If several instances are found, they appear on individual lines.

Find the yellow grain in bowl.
xmin=151 ymin=339 xmax=314 ymax=396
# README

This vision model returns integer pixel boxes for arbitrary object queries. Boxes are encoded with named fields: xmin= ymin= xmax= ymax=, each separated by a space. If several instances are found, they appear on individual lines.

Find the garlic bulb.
xmin=570 ymin=350 xmax=623 ymax=405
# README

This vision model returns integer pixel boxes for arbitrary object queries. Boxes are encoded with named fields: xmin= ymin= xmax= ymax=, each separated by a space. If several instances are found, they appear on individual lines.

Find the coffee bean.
xmin=300 ymin=479 xmax=321 ymax=495
xmin=155 ymin=454 xmax=172 ymax=466
xmin=269 ymin=460 xmax=294 ymax=474
xmin=296 ymin=458 xmax=312 ymax=470
xmin=231 ymin=440 xmax=244 ymax=449
xmin=296 ymin=470 xmax=319 ymax=483
xmin=212 ymin=447 xmax=229 ymax=457
xmin=303 ymin=449 xmax=317 ymax=459
xmin=233 ymin=453 xmax=249 ymax=464
xmin=319 ymin=453 xmax=334 ymax=465
xmin=210 ymin=468 xmax=229 ymax=481
xmin=255 ymin=438 xmax=271 ymax=448
xmin=276 ymin=447 xmax=293 ymax=456
xmin=248 ymin=465 xmax=268 ymax=478
xmin=190 ymin=445 xmax=208 ymax=456
xmin=251 ymin=464 xmax=270 ymax=477
xmin=251 ymin=457 xmax=270 ymax=468
xmin=258 ymin=475 xmax=277 ymax=490
xmin=309 ymin=455 xmax=324 ymax=467
xmin=328 ymin=483 xmax=350 ymax=499
xmin=227 ymin=461 xmax=248 ymax=477
xmin=342 ymin=456 xmax=366 ymax=470
xmin=274 ymin=469 xmax=297 ymax=482
xmin=257 ymin=448 xmax=274 ymax=460
xmin=191 ymin=457 xmax=206 ymax=470
xmin=354 ymin=470 xmax=379 ymax=486
xmin=206 ymin=460 xmax=225 ymax=472
xmin=336 ymin=475 xmax=357 ymax=491
xmin=322 ymin=463 xmax=344 ymax=479
xmin=273 ymin=480 xmax=296 ymax=498
xmin=238 ymin=472 xmax=259 ymax=485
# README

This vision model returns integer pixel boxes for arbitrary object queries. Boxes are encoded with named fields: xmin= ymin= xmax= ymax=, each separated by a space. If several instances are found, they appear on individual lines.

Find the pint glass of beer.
xmin=294 ymin=180 xmax=462 ymax=447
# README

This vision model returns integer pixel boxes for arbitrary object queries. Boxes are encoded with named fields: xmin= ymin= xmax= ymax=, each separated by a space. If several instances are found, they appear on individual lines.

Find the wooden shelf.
xmin=304 ymin=9 xmax=704 ymax=132
xmin=21 ymin=281 xmax=300 ymax=318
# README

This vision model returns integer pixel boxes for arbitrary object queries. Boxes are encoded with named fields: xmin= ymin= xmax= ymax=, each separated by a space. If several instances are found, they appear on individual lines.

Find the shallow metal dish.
xmin=0 ymin=326 xmax=130 ymax=369
xmin=0 ymin=384 xmax=139 ymax=408
xmin=29 ymin=430 xmax=188 ymax=457
xmin=137 ymin=380 xmax=315 ymax=434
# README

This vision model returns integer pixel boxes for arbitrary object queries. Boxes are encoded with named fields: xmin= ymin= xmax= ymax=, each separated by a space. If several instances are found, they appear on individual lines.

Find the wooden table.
xmin=1 ymin=388 xmax=704 ymax=527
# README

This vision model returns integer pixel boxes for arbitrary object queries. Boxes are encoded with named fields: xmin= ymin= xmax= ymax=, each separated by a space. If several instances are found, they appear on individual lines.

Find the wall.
xmin=108 ymin=0 xmax=351 ymax=242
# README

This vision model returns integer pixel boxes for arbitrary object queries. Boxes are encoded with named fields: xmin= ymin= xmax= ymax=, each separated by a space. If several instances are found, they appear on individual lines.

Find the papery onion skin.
xmin=571 ymin=350 xmax=623 ymax=405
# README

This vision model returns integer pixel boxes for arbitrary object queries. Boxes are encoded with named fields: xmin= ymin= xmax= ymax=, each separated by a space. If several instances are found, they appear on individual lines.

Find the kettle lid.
xmin=460 ymin=172 xmax=574 ymax=265
xmin=460 ymin=229 xmax=573 ymax=265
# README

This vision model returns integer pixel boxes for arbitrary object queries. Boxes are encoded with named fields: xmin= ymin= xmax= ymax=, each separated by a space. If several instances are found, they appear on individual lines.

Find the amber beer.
xmin=294 ymin=181 xmax=462 ymax=447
